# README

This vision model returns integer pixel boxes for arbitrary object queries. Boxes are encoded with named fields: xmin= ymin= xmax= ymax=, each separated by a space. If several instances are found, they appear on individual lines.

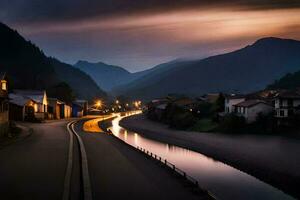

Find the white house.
xmin=233 ymin=100 xmax=273 ymax=123
xmin=274 ymin=91 xmax=300 ymax=118
xmin=224 ymin=94 xmax=245 ymax=113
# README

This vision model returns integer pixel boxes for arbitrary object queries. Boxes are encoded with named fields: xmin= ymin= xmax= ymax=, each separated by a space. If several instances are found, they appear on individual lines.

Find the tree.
xmin=47 ymin=82 xmax=75 ymax=104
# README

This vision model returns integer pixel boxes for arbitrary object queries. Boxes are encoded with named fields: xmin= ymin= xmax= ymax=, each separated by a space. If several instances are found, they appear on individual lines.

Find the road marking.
xmin=63 ymin=120 xmax=93 ymax=200
xmin=71 ymin=122 xmax=93 ymax=200
xmin=63 ymin=121 xmax=75 ymax=200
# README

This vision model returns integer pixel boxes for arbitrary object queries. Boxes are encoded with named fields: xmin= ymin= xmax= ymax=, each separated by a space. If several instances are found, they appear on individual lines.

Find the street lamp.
xmin=96 ymin=100 xmax=102 ymax=108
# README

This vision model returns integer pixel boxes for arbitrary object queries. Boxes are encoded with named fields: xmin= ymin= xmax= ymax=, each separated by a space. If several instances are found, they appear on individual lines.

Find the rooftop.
xmin=275 ymin=90 xmax=300 ymax=99
xmin=225 ymin=94 xmax=245 ymax=99
xmin=9 ymin=93 xmax=36 ymax=106
xmin=234 ymin=99 xmax=270 ymax=108
xmin=0 ymin=72 xmax=6 ymax=80
xmin=14 ymin=90 xmax=46 ymax=103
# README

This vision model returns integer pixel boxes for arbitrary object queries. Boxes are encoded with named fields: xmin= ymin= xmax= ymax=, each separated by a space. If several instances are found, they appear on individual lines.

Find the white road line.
xmin=71 ymin=122 xmax=93 ymax=200
xmin=63 ymin=121 xmax=75 ymax=200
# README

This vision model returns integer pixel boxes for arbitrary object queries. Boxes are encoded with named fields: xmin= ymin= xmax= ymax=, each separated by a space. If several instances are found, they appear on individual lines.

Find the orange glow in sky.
xmin=14 ymin=7 xmax=300 ymax=71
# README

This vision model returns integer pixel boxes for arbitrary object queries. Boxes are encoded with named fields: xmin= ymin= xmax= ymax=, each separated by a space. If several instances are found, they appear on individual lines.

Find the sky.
xmin=1 ymin=0 xmax=300 ymax=72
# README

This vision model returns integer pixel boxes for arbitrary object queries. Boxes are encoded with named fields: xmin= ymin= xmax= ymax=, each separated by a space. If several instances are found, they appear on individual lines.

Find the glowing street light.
xmin=95 ymin=100 xmax=102 ymax=108
xmin=134 ymin=101 xmax=139 ymax=108
xmin=115 ymin=100 xmax=119 ymax=104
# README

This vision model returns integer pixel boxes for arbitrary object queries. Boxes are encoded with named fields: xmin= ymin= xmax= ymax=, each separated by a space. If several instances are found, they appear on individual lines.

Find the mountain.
xmin=74 ymin=60 xmax=153 ymax=91
xmin=0 ymin=22 xmax=106 ymax=101
xmin=111 ymin=59 xmax=186 ymax=94
xmin=114 ymin=37 xmax=300 ymax=101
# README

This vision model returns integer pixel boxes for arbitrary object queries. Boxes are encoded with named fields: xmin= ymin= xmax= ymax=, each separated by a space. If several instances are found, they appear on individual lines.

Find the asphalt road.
xmin=0 ymin=120 xmax=72 ymax=200
xmin=0 ymin=118 xmax=204 ymax=200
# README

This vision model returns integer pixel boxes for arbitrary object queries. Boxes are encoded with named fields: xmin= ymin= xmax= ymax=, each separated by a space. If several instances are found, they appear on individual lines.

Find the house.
xmin=9 ymin=93 xmax=36 ymax=121
xmin=200 ymin=93 xmax=220 ymax=103
xmin=154 ymin=103 xmax=168 ymax=120
xmin=0 ymin=73 xmax=9 ymax=136
xmin=48 ymin=98 xmax=72 ymax=119
xmin=48 ymin=98 xmax=64 ymax=119
xmin=173 ymin=97 xmax=198 ymax=111
xmin=74 ymin=100 xmax=88 ymax=116
xmin=224 ymin=94 xmax=245 ymax=113
xmin=233 ymin=100 xmax=273 ymax=123
xmin=274 ymin=90 xmax=300 ymax=119
xmin=72 ymin=102 xmax=84 ymax=117
xmin=13 ymin=90 xmax=48 ymax=120
xmin=146 ymin=98 xmax=169 ymax=120
xmin=64 ymin=104 xmax=72 ymax=118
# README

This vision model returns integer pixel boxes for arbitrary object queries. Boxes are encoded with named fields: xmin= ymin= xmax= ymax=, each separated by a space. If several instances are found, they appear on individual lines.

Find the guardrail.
xmin=135 ymin=146 xmax=217 ymax=200
xmin=136 ymin=146 xmax=199 ymax=185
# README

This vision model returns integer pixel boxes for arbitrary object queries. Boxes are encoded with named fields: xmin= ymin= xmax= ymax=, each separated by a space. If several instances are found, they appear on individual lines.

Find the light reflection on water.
xmin=110 ymin=115 xmax=295 ymax=200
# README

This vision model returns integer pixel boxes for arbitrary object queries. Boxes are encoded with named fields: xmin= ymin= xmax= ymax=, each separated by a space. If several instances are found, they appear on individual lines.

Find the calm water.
xmin=109 ymin=114 xmax=295 ymax=200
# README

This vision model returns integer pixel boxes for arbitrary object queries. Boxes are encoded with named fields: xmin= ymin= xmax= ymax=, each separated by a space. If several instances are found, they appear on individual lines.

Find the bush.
xmin=218 ymin=114 xmax=246 ymax=133
xmin=169 ymin=112 xmax=197 ymax=130
xmin=249 ymin=112 xmax=277 ymax=134
xmin=190 ymin=118 xmax=218 ymax=132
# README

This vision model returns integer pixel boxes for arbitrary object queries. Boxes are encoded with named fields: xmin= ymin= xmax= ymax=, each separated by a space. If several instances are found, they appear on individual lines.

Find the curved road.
xmin=0 ymin=117 xmax=205 ymax=200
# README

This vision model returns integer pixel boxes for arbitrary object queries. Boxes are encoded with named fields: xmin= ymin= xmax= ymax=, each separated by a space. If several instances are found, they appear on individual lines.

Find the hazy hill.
xmin=74 ymin=60 xmax=153 ymax=91
xmin=114 ymin=37 xmax=300 ymax=101
xmin=0 ymin=22 xmax=106 ymax=101
xmin=111 ymin=59 xmax=186 ymax=95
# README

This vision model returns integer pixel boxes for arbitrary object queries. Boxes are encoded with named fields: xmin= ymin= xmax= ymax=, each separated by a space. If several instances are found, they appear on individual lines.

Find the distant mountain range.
xmin=2 ymin=20 xmax=300 ymax=102
xmin=74 ymin=60 xmax=150 ymax=91
xmin=0 ymin=22 xmax=106 ymax=102
xmin=112 ymin=37 xmax=300 ymax=101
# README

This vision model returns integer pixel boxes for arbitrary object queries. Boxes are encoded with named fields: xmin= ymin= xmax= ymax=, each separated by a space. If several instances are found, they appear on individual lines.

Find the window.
xmin=280 ymin=110 xmax=285 ymax=117
xmin=1 ymin=80 xmax=7 ymax=91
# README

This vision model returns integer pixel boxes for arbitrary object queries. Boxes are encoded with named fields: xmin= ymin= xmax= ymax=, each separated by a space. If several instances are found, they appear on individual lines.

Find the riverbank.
xmin=120 ymin=114 xmax=300 ymax=199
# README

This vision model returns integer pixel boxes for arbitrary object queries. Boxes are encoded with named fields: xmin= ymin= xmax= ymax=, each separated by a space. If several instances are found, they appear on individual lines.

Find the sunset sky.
xmin=1 ymin=0 xmax=300 ymax=71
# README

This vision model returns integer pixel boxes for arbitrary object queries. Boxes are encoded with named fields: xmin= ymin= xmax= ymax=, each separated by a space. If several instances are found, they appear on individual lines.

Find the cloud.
xmin=1 ymin=0 xmax=300 ymax=71
xmin=1 ymin=0 xmax=300 ymax=24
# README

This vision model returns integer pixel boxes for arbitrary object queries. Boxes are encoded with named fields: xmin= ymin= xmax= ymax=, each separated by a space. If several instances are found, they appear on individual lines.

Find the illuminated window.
xmin=1 ymin=80 xmax=7 ymax=91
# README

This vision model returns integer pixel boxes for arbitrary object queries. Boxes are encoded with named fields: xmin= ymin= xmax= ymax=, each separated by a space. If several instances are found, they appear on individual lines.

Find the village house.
xmin=74 ymin=100 xmax=88 ymax=116
xmin=0 ymin=73 xmax=9 ymax=136
xmin=274 ymin=90 xmax=300 ymax=119
xmin=11 ymin=90 xmax=48 ymax=121
xmin=48 ymin=98 xmax=72 ymax=119
xmin=72 ymin=102 xmax=84 ymax=117
xmin=233 ymin=100 xmax=274 ymax=123
xmin=9 ymin=93 xmax=36 ymax=121
xmin=224 ymin=94 xmax=246 ymax=113
xmin=199 ymin=93 xmax=220 ymax=104
xmin=173 ymin=97 xmax=199 ymax=112
xmin=146 ymin=98 xmax=169 ymax=120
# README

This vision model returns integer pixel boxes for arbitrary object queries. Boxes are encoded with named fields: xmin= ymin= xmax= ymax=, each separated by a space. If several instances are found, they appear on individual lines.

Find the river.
xmin=109 ymin=114 xmax=295 ymax=200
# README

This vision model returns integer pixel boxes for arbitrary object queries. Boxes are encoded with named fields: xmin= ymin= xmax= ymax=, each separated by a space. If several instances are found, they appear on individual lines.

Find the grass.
xmin=190 ymin=118 xmax=218 ymax=132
